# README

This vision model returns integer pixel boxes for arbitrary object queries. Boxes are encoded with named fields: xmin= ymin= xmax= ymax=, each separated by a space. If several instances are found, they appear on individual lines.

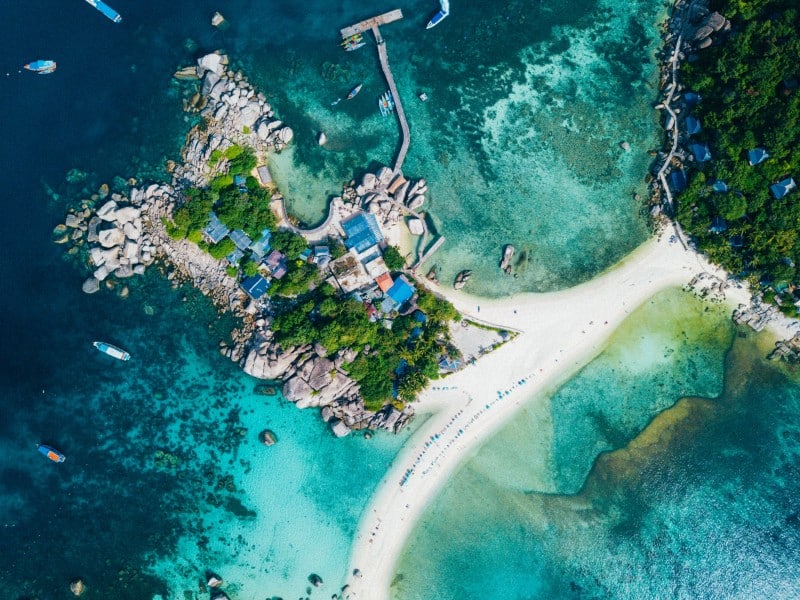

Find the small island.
xmin=55 ymin=51 xmax=508 ymax=437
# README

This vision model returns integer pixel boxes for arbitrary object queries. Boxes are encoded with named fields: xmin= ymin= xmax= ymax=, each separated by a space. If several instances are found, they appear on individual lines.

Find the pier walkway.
xmin=341 ymin=10 xmax=410 ymax=175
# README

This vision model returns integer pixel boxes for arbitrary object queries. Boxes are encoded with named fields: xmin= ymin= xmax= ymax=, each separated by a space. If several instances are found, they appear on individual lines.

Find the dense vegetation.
xmin=165 ymin=145 xmax=275 ymax=244
xmin=271 ymin=284 xmax=460 ymax=410
xmin=675 ymin=0 xmax=800 ymax=311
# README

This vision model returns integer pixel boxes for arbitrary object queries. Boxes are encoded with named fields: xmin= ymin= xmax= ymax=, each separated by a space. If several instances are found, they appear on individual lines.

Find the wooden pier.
xmin=340 ymin=9 xmax=403 ymax=38
xmin=341 ymin=10 xmax=410 ymax=175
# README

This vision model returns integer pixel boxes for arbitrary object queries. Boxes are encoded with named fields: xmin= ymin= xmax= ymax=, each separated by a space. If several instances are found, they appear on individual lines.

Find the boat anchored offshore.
xmin=93 ymin=341 xmax=131 ymax=361
xmin=37 ymin=444 xmax=66 ymax=463
xmin=426 ymin=0 xmax=450 ymax=29
xmin=346 ymin=83 xmax=363 ymax=100
xmin=378 ymin=91 xmax=396 ymax=116
xmin=84 ymin=0 xmax=122 ymax=23
xmin=24 ymin=60 xmax=57 ymax=74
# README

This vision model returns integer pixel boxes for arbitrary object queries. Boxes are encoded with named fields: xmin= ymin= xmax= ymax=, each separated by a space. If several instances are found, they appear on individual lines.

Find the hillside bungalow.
xmin=709 ymin=217 xmax=728 ymax=234
xmin=233 ymin=174 xmax=248 ymax=192
xmin=685 ymin=116 xmax=702 ymax=136
xmin=691 ymin=143 xmax=712 ymax=163
xmin=712 ymin=180 xmax=729 ymax=193
xmin=683 ymin=91 xmax=701 ymax=109
xmin=771 ymin=177 xmax=797 ymax=200
xmin=230 ymin=229 xmax=253 ymax=251
xmin=313 ymin=246 xmax=331 ymax=268
xmin=265 ymin=249 xmax=288 ymax=279
xmin=748 ymin=148 xmax=769 ymax=166
xmin=669 ymin=168 xmax=687 ymax=193
xmin=203 ymin=211 xmax=230 ymax=244
xmin=226 ymin=247 xmax=245 ymax=265
xmin=241 ymin=274 xmax=270 ymax=300
xmin=343 ymin=212 xmax=384 ymax=254
xmin=250 ymin=229 xmax=272 ymax=258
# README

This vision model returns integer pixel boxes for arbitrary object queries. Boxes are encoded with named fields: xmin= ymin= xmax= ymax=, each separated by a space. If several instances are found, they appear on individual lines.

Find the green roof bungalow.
xmin=771 ymin=177 xmax=797 ymax=200
xmin=748 ymin=148 xmax=769 ymax=166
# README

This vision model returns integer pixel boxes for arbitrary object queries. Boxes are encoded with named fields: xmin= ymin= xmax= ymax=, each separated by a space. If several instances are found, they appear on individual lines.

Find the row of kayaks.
xmin=36 ymin=341 xmax=130 ymax=464
xmin=341 ymin=33 xmax=366 ymax=52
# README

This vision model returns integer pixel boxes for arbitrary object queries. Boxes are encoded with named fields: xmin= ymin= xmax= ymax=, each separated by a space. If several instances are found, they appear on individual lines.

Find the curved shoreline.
xmin=343 ymin=225 xmax=797 ymax=599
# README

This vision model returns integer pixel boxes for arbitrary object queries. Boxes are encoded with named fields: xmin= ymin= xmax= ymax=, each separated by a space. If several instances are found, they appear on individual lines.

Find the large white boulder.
xmin=197 ymin=53 xmax=224 ymax=76
xmin=98 ymin=227 xmax=125 ymax=248
xmin=96 ymin=200 xmax=118 ymax=221
xmin=113 ymin=206 xmax=140 ymax=225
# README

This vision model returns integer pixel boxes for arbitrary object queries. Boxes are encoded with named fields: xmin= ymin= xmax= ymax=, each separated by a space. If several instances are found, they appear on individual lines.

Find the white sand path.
xmin=343 ymin=226 xmax=796 ymax=599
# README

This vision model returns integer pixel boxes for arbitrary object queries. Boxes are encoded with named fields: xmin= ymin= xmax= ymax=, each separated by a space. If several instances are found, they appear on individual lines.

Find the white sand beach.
xmin=344 ymin=226 xmax=798 ymax=599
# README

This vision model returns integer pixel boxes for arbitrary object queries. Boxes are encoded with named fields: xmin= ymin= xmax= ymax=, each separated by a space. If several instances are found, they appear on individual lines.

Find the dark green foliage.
xmin=271 ymin=280 xmax=457 ymax=409
xmin=676 ymin=1 xmax=800 ymax=290
xmin=382 ymin=245 xmax=406 ymax=271
xmin=242 ymin=259 xmax=260 ymax=277
xmin=208 ymin=238 xmax=235 ymax=260
xmin=165 ymin=188 xmax=216 ymax=239
xmin=271 ymin=230 xmax=307 ymax=257
xmin=227 ymin=147 xmax=257 ymax=175
xmin=269 ymin=262 xmax=319 ymax=297
xmin=329 ymin=238 xmax=347 ymax=260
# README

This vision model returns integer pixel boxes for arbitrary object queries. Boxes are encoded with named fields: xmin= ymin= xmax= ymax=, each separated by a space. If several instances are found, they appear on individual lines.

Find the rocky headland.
xmin=54 ymin=52 xmax=431 ymax=436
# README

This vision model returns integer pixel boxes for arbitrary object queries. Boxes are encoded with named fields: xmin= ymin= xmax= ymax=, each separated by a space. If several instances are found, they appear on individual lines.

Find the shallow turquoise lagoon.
xmin=392 ymin=289 xmax=800 ymax=599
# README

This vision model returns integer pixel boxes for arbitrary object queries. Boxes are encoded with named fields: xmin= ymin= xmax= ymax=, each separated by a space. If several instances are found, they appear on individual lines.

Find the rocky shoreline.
xmin=54 ymin=52 xmax=427 ymax=436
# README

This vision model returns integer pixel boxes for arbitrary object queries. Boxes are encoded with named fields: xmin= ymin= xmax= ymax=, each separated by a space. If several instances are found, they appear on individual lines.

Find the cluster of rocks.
xmin=241 ymin=328 xmax=412 ymax=436
xmin=171 ymin=52 xmax=293 ymax=187
xmin=341 ymin=166 xmax=428 ymax=234
xmin=769 ymin=333 xmax=800 ymax=362
xmin=669 ymin=1 xmax=730 ymax=51
xmin=54 ymin=186 xmax=156 ymax=295
xmin=685 ymin=271 xmax=728 ymax=302
xmin=733 ymin=300 xmax=782 ymax=332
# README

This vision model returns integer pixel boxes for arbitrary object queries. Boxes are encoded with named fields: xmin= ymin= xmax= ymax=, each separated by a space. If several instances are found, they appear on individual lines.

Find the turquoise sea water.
xmin=392 ymin=289 xmax=800 ymax=599
xmin=5 ymin=0 xmax=796 ymax=599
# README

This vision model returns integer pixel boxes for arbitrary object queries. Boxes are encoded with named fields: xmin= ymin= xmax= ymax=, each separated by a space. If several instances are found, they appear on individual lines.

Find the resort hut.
xmin=709 ymin=217 xmax=728 ymax=234
xmin=691 ymin=143 xmax=712 ymax=163
xmin=249 ymin=229 xmax=272 ymax=259
xmin=342 ymin=212 xmax=385 ymax=254
xmin=669 ymin=169 xmax=687 ymax=193
xmin=712 ymin=180 xmax=729 ymax=193
xmin=241 ymin=275 xmax=270 ymax=300
xmin=203 ymin=211 xmax=230 ymax=244
xmin=770 ymin=177 xmax=797 ymax=200
xmin=230 ymin=229 xmax=253 ymax=251
xmin=683 ymin=91 xmax=701 ymax=109
xmin=685 ymin=116 xmax=702 ymax=136
xmin=748 ymin=148 xmax=769 ymax=166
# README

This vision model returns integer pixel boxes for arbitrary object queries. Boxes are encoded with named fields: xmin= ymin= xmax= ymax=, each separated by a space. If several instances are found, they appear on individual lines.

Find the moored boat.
xmin=344 ymin=41 xmax=366 ymax=52
xmin=24 ymin=60 xmax=57 ymax=74
xmin=37 ymin=443 xmax=66 ymax=463
xmin=426 ymin=9 xmax=448 ymax=29
xmin=84 ymin=0 xmax=122 ymax=23
xmin=346 ymin=84 xmax=363 ymax=100
xmin=93 ymin=341 xmax=131 ymax=361
xmin=500 ymin=244 xmax=515 ymax=274
xmin=340 ymin=33 xmax=363 ymax=46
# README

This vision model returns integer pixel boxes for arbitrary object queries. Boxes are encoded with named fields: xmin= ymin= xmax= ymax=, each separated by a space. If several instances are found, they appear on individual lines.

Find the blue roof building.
xmin=709 ymin=217 xmax=728 ymax=234
xmin=250 ymin=229 xmax=272 ymax=258
xmin=387 ymin=275 xmax=415 ymax=306
xmin=203 ymin=211 xmax=230 ymax=244
xmin=771 ymin=177 xmax=797 ymax=200
xmin=683 ymin=91 xmax=701 ymax=109
xmin=691 ymin=143 xmax=712 ymax=163
xmin=230 ymin=229 xmax=253 ymax=251
xmin=343 ymin=212 xmax=384 ymax=254
xmin=685 ymin=116 xmax=702 ymax=136
xmin=241 ymin=275 xmax=270 ymax=300
xmin=233 ymin=174 xmax=248 ymax=191
xmin=748 ymin=148 xmax=770 ymax=166
xmin=226 ymin=247 xmax=245 ymax=265
xmin=712 ymin=180 xmax=729 ymax=193
xmin=669 ymin=169 xmax=687 ymax=193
